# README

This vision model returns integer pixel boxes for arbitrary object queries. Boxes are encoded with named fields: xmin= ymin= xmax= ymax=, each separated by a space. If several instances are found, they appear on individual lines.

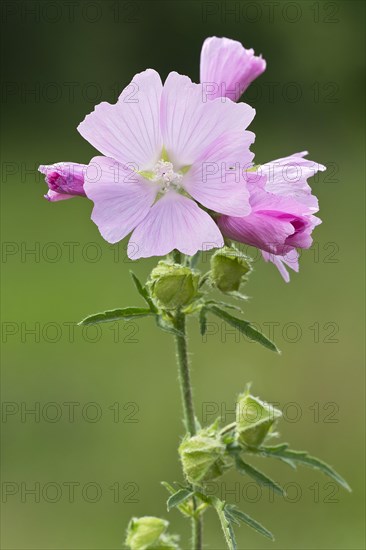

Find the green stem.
xmin=174 ymin=310 xmax=203 ymax=550
xmin=174 ymin=311 xmax=196 ymax=435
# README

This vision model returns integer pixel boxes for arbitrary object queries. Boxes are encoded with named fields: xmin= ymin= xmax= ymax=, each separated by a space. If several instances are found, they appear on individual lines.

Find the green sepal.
xmin=178 ymin=423 xmax=228 ymax=486
xmin=210 ymin=246 xmax=252 ymax=294
xmin=207 ymin=304 xmax=279 ymax=352
xmin=236 ymin=393 xmax=282 ymax=448
xmin=78 ymin=307 xmax=153 ymax=325
xmin=148 ymin=261 xmax=199 ymax=310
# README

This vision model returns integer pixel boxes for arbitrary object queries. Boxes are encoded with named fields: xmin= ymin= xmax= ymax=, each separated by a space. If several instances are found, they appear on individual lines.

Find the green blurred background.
xmin=1 ymin=0 xmax=365 ymax=548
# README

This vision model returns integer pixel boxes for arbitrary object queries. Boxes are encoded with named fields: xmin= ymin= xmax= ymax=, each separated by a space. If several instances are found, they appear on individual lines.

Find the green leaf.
xmin=167 ymin=489 xmax=194 ymax=511
xmin=234 ymin=456 xmax=285 ymax=496
xmin=161 ymin=482 xmax=192 ymax=517
xmin=130 ymin=271 xmax=157 ymax=312
xmin=199 ymin=308 xmax=207 ymax=336
xmin=211 ymin=497 xmax=237 ymax=550
xmin=190 ymin=251 xmax=201 ymax=269
xmin=226 ymin=506 xmax=274 ymax=541
xmin=205 ymin=299 xmax=242 ymax=312
xmin=259 ymin=445 xmax=351 ymax=492
xmin=155 ymin=315 xmax=183 ymax=337
xmin=207 ymin=305 xmax=279 ymax=352
xmin=78 ymin=307 xmax=153 ymax=325
xmin=226 ymin=291 xmax=249 ymax=301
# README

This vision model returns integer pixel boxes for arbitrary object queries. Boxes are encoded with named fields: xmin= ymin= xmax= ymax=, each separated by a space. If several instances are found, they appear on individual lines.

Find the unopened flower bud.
xmin=125 ymin=516 xmax=179 ymax=550
xmin=210 ymin=247 xmax=251 ymax=293
xmin=149 ymin=261 xmax=199 ymax=309
xmin=236 ymin=393 xmax=282 ymax=448
xmin=39 ymin=162 xmax=87 ymax=201
xmin=179 ymin=425 xmax=227 ymax=485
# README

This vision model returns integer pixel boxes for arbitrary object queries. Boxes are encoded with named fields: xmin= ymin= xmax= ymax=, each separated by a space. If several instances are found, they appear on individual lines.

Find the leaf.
xmin=78 ymin=307 xmax=153 ymax=326
xmin=207 ymin=305 xmax=279 ymax=352
xmin=130 ymin=271 xmax=157 ymax=312
xmin=199 ymin=308 xmax=207 ymax=336
xmin=167 ymin=489 xmax=194 ymax=511
xmin=205 ymin=299 xmax=242 ymax=312
xmin=235 ymin=456 xmax=285 ymax=496
xmin=226 ymin=506 xmax=274 ymax=541
xmin=227 ymin=291 xmax=249 ymax=301
xmin=161 ymin=482 xmax=192 ymax=517
xmin=259 ymin=445 xmax=351 ymax=491
xmin=211 ymin=497 xmax=237 ymax=550
xmin=155 ymin=315 xmax=183 ymax=336
xmin=190 ymin=251 xmax=201 ymax=269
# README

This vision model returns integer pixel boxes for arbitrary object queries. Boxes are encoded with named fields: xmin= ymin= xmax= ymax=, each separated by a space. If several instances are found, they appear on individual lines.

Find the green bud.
xmin=179 ymin=425 xmax=227 ymax=485
xmin=149 ymin=261 xmax=199 ymax=309
xmin=125 ymin=517 xmax=179 ymax=550
xmin=150 ymin=535 xmax=180 ymax=549
xmin=210 ymin=247 xmax=251 ymax=293
xmin=236 ymin=393 xmax=282 ymax=448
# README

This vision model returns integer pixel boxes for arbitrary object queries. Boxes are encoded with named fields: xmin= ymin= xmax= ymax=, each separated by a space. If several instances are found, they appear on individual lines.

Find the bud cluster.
xmin=178 ymin=390 xmax=282 ymax=486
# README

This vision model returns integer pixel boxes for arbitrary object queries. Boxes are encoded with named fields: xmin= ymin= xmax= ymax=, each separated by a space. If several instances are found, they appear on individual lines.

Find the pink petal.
xmin=200 ymin=36 xmax=266 ymax=101
xmin=218 ymin=211 xmax=295 ymax=255
xmin=44 ymin=190 xmax=74 ymax=202
xmin=84 ymin=156 xmax=158 ymax=244
xmin=182 ymin=130 xmax=254 ymax=216
xmin=259 ymin=152 xmax=325 ymax=212
xmin=39 ymin=162 xmax=86 ymax=200
xmin=78 ymin=69 xmax=163 ymax=170
xmin=262 ymin=250 xmax=299 ymax=283
xmin=128 ymin=191 xmax=224 ymax=259
xmin=160 ymin=71 xmax=255 ymax=169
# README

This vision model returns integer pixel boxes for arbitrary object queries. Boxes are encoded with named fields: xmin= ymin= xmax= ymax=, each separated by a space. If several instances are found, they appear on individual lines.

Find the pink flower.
xmin=200 ymin=36 xmax=266 ymax=102
xmin=218 ymin=153 xmax=326 ymax=282
xmin=77 ymin=69 xmax=255 ymax=258
xmin=39 ymin=162 xmax=87 ymax=201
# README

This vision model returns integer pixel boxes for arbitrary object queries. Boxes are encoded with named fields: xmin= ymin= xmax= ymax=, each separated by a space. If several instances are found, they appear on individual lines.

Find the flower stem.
xmin=174 ymin=309 xmax=203 ymax=550
xmin=174 ymin=311 xmax=196 ymax=435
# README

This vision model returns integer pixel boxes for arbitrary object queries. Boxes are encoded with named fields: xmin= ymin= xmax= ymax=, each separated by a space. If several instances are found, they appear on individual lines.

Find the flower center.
xmin=152 ymin=160 xmax=183 ymax=193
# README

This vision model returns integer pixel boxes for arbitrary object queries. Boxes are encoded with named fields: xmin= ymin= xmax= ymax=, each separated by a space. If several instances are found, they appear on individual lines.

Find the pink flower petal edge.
xmin=218 ymin=152 xmax=325 ymax=280
xmin=200 ymin=36 xmax=266 ymax=102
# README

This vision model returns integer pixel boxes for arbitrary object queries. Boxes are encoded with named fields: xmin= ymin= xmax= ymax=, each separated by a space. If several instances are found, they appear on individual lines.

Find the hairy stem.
xmin=174 ymin=311 xmax=196 ymax=435
xmin=174 ymin=309 xmax=203 ymax=550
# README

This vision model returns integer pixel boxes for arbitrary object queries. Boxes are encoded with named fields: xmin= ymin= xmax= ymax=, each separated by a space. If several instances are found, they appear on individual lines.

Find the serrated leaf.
xmin=130 ymin=271 xmax=157 ymax=312
xmin=207 ymin=305 xmax=279 ymax=352
xmin=211 ymin=497 xmax=237 ymax=550
xmin=167 ymin=489 xmax=194 ymax=511
xmin=226 ymin=506 xmax=274 ymax=541
xmin=78 ymin=307 xmax=152 ymax=325
xmin=259 ymin=446 xmax=351 ymax=491
xmin=235 ymin=456 xmax=285 ymax=496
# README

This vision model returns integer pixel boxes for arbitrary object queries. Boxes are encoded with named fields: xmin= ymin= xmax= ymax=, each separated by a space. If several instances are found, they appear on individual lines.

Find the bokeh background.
xmin=1 ymin=1 xmax=365 ymax=548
